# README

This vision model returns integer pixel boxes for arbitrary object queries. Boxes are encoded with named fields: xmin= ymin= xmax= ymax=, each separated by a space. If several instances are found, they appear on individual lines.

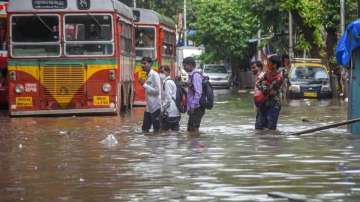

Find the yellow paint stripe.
xmin=8 ymin=66 xmax=39 ymax=79
xmin=87 ymin=64 xmax=116 ymax=80
xmin=9 ymin=64 xmax=117 ymax=81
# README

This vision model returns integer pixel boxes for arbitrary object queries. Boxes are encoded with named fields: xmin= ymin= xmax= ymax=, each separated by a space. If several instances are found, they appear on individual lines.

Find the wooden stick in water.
xmin=289 ymin=117 xmax=360 ymax=136
xmin=267 ymin=192 xmax=308 ymax=201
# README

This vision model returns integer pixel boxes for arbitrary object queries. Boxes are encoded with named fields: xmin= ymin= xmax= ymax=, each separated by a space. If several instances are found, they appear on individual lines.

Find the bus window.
xmin=64 ymin=15 xmax=113 ymax=56
xmin=11 ymin=15 xmax=60 ymax=57
xmin=120 ymin=22 xmax=132 ymax=55
xmin=0 ymin=18 xmax=6 ymax=51
xmin=135 ymin=27 xmax=155 ymax=58
xmin=162 ymin=31 xmax=174 ymax=56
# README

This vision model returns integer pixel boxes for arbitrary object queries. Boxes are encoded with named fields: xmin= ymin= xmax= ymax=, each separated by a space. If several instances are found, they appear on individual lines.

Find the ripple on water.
xmin=275 ymin=154 xmax=296 ymax=157
xmin=316 ymin=192 xmax=347 ymax=200
xmin=180 ymin=163 xmax=225 ymax=169
xmin=291 ymin=159 xmax=347 ymax=164
xmin=0 ymin=92 xmax=355 ymax=201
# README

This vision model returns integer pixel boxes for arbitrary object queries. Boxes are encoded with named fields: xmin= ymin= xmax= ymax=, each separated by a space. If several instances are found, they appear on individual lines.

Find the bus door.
xmin=0 ymin=2 xmax=7 ymax=107
xmin=134 ymin=25 xmax=157 ymax=105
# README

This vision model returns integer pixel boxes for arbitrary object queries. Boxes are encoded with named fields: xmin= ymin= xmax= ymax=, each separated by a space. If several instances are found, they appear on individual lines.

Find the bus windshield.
xmin=64 ymin=14 xmax=113 ymax=56
xmin=11 ymin=15 xmax=60 ymax=57
xmin=135 ymin=27 xmax=155 ymax=58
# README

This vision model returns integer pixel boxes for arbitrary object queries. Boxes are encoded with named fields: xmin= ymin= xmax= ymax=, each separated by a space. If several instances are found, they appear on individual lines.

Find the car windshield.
xmin=204 ymin=65 xmax=227 ymax=74
xmin=290 ymin=66 xmax=329 ymax=81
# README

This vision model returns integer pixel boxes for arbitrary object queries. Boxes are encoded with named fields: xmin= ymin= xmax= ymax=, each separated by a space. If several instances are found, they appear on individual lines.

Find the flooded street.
xmin=1 ymin=90 xmax=360 ymax=201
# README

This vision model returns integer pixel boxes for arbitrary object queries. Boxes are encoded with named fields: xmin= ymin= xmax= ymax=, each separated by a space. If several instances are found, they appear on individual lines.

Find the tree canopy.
xmin=191 ymin=0 xmax=258 ymax=65
xmin=120 ymin=0 xmax=360 ymax=70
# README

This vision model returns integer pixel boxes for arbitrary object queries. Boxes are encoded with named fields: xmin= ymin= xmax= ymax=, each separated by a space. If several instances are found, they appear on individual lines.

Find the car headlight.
xmin=102 ymin=83 xmax=112 ymax=93
xmin=15 ymin=84 xmax=24 ymax=94
xmin=289 ymin=85 xmax=300 ymax=93
xmin=321 ymin=85 xmax=331 ymax=92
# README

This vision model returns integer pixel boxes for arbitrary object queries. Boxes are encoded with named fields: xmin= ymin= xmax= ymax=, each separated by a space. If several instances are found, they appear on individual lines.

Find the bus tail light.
xmin=15 ymin=84 xmax=24 ymax=94
xmin=10 ymin=71 xmax=16 ymax=81
xmin=109 ymin=70 xmax=115 ymax=81
xmin=102 ymin=83 xmax=112 ymax=93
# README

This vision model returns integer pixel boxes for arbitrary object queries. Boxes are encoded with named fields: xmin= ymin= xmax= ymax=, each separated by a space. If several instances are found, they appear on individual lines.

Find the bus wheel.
xmin=117 ymin=83 xmax=122 ymax=115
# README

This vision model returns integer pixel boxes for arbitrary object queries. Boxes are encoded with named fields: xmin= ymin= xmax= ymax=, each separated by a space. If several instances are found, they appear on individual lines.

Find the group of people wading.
xmin=139 ymin=55 xmax=285 ymax=135
xmin=140 ymin=56 xmax=211 ymax=135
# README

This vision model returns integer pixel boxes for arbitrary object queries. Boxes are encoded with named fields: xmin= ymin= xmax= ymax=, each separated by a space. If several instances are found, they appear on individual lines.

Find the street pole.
xmin=257 ymin=29 xmax=261 ymax=61
xmin=289 ymin=11 xmax=294 ymax=59
xmin=184 ymin=0 xmax=187 ymax=46
xmin=133 ymin=0 xmax=136 ymax=8
xmin=341 ymin=0 xmax=345 ymax=34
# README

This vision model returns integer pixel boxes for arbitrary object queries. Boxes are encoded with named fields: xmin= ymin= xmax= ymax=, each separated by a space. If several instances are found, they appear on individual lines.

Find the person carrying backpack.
xmin=159 ymin=65 xmax=181 ymax=131
xmin=183 ymin=57 xmax=212 ymax=134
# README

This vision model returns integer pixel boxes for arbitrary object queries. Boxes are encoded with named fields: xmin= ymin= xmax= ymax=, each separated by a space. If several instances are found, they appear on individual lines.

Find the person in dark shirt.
xmin=255 ymin=55 xmax=284 ymax=130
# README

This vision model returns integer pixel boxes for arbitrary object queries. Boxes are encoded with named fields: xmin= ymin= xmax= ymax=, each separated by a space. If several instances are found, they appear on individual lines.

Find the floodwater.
xmin=1 ymin=90 xmax=359 ymax=201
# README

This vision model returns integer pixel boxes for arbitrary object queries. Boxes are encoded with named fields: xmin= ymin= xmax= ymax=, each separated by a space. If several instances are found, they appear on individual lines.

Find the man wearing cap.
xmin=140 ymin=57 xmax=162 ymax=132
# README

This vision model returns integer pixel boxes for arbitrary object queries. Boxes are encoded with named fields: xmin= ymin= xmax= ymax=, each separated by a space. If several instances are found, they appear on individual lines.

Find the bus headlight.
xmin=15 ymin=84 xmax=24 ymax=94
xmin=102 ymin=83 xmax=112 ymax=93
xmin=289 ymin=85 xmax=300 ymax=93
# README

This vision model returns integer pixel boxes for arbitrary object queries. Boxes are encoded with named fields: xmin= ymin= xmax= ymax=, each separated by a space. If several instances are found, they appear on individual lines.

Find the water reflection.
xmin=1 ymin=91 xmax=359 ymax=201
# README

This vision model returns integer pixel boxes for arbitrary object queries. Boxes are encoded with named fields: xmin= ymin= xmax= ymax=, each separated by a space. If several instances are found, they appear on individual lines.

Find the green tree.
xmin=281 ymin=0 xmax=324 ymax=57
xmin=192 ymin=0 xmax=258 ymax=70
xmin=118 ymin=0 xmax=184 ymax=20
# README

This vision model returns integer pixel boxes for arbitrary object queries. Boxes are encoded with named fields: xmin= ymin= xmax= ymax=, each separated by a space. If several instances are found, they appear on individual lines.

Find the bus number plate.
xmin=16 ymin=97 xmax=33 ymax=107
xmin=93 ymin=96 xmax=109 ymax=106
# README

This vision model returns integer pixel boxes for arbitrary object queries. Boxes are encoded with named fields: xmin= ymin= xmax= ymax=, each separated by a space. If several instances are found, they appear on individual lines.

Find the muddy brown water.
xmin=1 ymin=90 xmax=359 ymax=201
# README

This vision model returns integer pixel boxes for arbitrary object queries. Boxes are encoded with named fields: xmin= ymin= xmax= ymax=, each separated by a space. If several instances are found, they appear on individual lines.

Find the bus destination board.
xmin=33 ymin=0 xmax=67 ymax=9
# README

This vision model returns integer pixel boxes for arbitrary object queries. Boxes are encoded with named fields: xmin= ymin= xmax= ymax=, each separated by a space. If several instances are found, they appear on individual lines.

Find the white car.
xmin=202 ymin=64 xmax=231 ymax=88
xmin=180 ymin=68 xmax=189 ymax=83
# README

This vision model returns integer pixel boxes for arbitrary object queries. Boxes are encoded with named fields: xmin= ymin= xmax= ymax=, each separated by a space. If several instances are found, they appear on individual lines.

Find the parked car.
xmin=287 ymin=58 xmax=332 ymax=99
xmin=202 ymin=64 xmax=231 ymax=88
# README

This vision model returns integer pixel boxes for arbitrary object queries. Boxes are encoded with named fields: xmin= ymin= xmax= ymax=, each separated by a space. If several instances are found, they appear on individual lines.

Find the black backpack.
xmin=164 ymin=79 xmax=187 ymax=113
xmin=175 ymin=80 xmax=188 ymax=113
xmin=192 ymin=72 xmax=214 ymax=110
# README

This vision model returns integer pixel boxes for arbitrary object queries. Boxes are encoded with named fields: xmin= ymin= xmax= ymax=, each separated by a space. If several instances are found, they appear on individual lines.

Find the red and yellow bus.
xmin=132 ymin=8 xmax=176 ymax=106
xmin=0 ymin=1 xmax=8 ymax=107
xmin=7 ymin=0 xmax=135 ymax=116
